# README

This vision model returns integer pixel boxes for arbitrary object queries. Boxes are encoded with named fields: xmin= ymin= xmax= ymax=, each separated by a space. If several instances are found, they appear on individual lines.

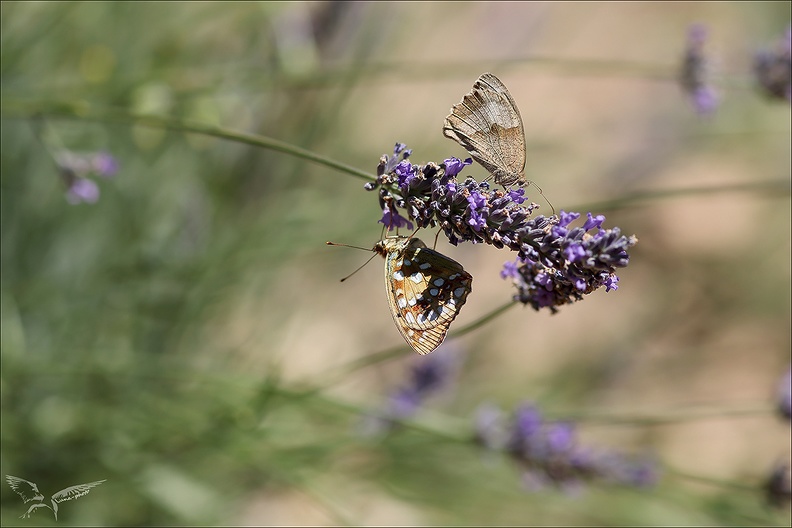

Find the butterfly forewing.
xmin=376 ymin=237 xmax=473 ymax=355
xmin=443 ymin=72 xmax=526 ymax=186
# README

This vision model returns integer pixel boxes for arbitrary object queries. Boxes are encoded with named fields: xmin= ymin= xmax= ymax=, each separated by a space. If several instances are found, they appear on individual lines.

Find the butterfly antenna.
xmin=432 ymin=229 xmax=441 ymax=250
xmin=339 ymin=253 xmax=378 ymax=282
xmin=326 ymin=242 xmax=378 ymax=282
xmin=527 ymin=180 xmax=555 ymax=216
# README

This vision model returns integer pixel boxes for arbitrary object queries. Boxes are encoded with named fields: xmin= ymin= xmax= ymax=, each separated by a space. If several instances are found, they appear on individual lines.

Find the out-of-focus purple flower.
xmin=366 ymin=144 xmax=637 ymax=314
xmin=56 ymin=149 xmax=119 ymax=204
xmin=91 ymin=151 xmax=119 ymax=177
xmin=500 ymin=259 xmax=521 ymax=280
xmin=361 ymin=349 xmax=458 ymax=435
xmin=753 ymin=25 xmax=792 ymax=102
xmin=679 ymin=23 xmax=721 ymax=116
xmin=65 ymin=177 xmax=100 ymax=204
xmin=479 ymin=402 xmax=659 ymax=491
xmin=765 ymin=461 xmax=792 ymax=508
xmin=777 ymin=366 xmax=792 ymax=421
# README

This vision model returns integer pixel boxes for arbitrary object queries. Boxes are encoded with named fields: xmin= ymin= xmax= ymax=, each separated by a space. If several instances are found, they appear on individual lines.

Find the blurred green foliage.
xmin=1 ymin=2 xmax=790 ymax=526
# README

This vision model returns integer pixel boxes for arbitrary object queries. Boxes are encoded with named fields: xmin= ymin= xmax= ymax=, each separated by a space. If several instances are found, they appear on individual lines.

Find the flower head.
xmin=501 ymin=211 xmax=636 ymax=313
xmin=360 ymin=348 xmax=458 ymax=435
xmin=56 ymin=150 xmax=119 ymax=204
xmin=366 ymin=143 xmax=637 ymax=313
xmin=476 ymin=402 xmax=659 ymax=491
xmin=65 ymin=176 xmax=100 ymax=204
xmin=679 ymin=24 xmax=720 ymax=115
xmin=91 ymin=151 xmax=119 ymax=177
xmin=753 ymin=25 xmax=792 ymax=102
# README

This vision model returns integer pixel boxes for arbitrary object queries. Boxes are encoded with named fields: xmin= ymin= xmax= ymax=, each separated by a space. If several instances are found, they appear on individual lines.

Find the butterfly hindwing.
xmin=443 ymin=72 xmax=526 ymax=186
xmin=377 ymin=237 xmax=473 ymax=355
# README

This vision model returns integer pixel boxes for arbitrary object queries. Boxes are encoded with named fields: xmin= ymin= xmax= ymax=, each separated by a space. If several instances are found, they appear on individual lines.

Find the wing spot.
xmin=405 ymin=311 xmax=417 ymax=325
xmin=418 ymin=310 xmax=440 ymax=324
xmin=403 ymin=258 xmax=411 ymax=266
xmin=397 ymin=297 xmax=408 ymax=308
xmin=393 ymin=270 xmax=404 ymax=280
xmin=433 ymin=278 xmax=445 ymax=287
xmin=419 ymin=262 xmax=432 ymax=270
xmin=410 ymin=273 xmax=423 ymax=284
xmin=430 ymin=288 xmax=439 ymax=296
xmin=454 ymin=287 xmax=467 ymax=298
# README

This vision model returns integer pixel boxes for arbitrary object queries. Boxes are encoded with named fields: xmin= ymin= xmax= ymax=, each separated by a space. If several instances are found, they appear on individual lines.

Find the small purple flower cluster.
xmin=500 ymin=210 xmax=633 ymax=313
xmin=366 ymin=144 xmax=637 ymax=312
xmin=679 ymin=24 xmax=720 ymax=116
xmin=754 ymin=25 xmax=792 ymax=102
xmin=56 ymin=150 xmax=119 ymax=204
xmin=475 ymin=403 xmax=658 ymax=492
xmin=360 ymin=349 xmax=457 ymax=435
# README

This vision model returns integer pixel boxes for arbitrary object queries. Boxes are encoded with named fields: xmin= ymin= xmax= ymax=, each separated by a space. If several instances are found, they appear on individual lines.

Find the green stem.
xmin=553 ymin=403 xmax=774 ymax=426
xmin=0 ymin=97 xmax=374 ymax=182
xmin=571 ymin=180 xmax=791 ymax=212
xmin=663 ymin=463 xmax=760 ymax=492
xmin=314 ymin=300 xmax=518 ymax=389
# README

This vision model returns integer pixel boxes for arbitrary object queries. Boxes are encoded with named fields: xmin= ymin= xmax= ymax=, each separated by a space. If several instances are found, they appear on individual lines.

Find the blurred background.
xmin=1 ymin=2 xmax=790 ymax=525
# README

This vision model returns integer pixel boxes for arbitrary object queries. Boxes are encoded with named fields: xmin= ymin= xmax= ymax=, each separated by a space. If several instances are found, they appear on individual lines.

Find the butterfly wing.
xmin=383 ymin=239 xmax=473 ymax=355
xmin=443 ymin=72 xmax=526 ymax=186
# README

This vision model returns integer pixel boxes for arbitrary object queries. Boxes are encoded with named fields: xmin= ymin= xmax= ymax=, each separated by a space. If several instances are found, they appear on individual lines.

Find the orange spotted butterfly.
xmin=373 ymin=236 xmax=472 ymax=355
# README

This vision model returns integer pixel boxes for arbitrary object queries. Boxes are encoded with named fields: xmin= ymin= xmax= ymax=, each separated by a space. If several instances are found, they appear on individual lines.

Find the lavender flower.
xmin=56 ymin=150 xmax=120 ymax=204
xmin=366 ymin=144 xmax=637 ymax=312
xmin=764 ymin=461 xmax=792 ymax=508
xmin=679 ymin=24 xmax=720 ymax=116
xmin=753 ymin=25 xmax=792 ymax=102
xmin=360 ymin=349 xmax=457 ymax=435
xmin=65 ymin=176 xmax=100 ymax=204
xmin=476 ymin=402 xmax=659 ymax=491
xmin=777 ymin=366 xmax=791 ymax=421
xmin=501 ymin=209 xmax=634 ymax=313
xmin=91 ymin=151 xmax=119 ymax=177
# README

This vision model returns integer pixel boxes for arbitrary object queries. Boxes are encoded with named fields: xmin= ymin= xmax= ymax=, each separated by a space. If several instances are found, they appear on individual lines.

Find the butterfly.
xmin=443 ymin=72 xmax=527 ymax=187
xmin=373 ymin=236 xmax=473 ymax=355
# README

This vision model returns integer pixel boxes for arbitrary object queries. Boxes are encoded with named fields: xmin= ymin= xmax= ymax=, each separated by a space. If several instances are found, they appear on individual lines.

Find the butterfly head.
xmin=373 ymin=236 xmax=425 ymax=259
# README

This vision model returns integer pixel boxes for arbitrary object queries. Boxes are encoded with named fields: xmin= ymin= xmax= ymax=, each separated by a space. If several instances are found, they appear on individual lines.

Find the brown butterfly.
xmin=374 ymin=236 xmax=472 ymax=355
xmin=443 ymin=72 xmax=526 ymax=187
